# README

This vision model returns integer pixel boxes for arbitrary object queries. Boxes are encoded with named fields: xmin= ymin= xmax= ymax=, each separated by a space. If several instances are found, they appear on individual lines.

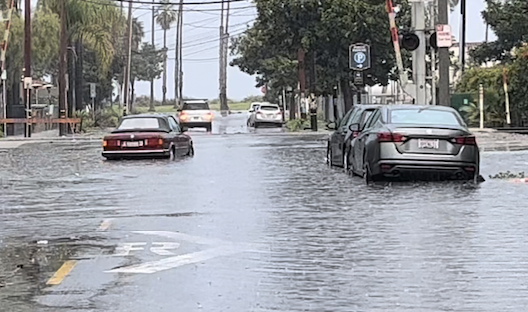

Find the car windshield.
xmin=117 ymin=117 xmax=161 ymax=130
xmin=390 ymin=109 xmax=461 ymax=126
xmin=183 ymin=102 xmax=209 ymax=110
xmin=259 ymin=105 xmax=279 ymax=111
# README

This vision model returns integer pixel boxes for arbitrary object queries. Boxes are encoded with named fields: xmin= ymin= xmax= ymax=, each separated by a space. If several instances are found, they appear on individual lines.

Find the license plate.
xmin=267 ymin=114 xmax=274 ymax=118
xmin=418 ymin=139 xmax=439 ymax=149
xmin=124 ymin=141 xmax=142 ymax=147
xmin=193 ymin=117 xmax=200 ymax=120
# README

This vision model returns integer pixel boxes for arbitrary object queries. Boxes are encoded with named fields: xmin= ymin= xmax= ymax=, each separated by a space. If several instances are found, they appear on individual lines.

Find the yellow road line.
xmin=98 ymin=219 xmax=112 ymax=231
xmin=46 ymin=260 xmax=77 ymax=285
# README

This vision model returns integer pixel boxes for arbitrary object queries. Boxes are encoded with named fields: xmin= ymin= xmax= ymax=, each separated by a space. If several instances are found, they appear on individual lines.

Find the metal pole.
xmin=410 ymin=0 xmax=426 ymax=105
xmin=437 ymin=0 xmax=450 ymax=106
xmin=479 ymin=84 xmax=484 ymax=129
xmin=222 ymin=0 xmax=229 ymax=112
xmin=282 ymin=88 xmax=286 ymax=123
xmin=24 ymin=0 xmax=31 ymax=137
xmin=58 ymin=0 xmax=67 ymax=136
xmin=174 ymin=6 xmax=180 ymax=107
xmin=460 ymin=0 xmax=466 ymax=72
xmin=123 ymin=0 xmax=133 ymax=115
xmin=149 ymin=5 xmax=155 ymax=112
xmin=503 ymin=68 xmax=511 ymax=127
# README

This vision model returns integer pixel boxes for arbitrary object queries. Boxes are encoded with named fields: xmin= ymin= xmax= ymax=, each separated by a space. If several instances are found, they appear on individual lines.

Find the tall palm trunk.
xmin=162 ymin=29 xmax=167 ymax=106
xmin=74 ymin=40 xmax=84 ymax=111
xmin=67 ymin=40 xmax=75 ymax=133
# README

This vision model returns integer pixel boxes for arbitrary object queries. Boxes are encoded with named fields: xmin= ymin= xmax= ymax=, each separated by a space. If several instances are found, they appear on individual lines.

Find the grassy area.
xmin=134 ymin=102 xmax=251 ymax=114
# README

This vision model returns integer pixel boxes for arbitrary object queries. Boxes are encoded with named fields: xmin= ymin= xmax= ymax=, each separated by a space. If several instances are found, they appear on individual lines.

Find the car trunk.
xmin=386 ymin=124 xmax=472 ymax=156
xmin=105 ymin=131 xmax=167 ymax=149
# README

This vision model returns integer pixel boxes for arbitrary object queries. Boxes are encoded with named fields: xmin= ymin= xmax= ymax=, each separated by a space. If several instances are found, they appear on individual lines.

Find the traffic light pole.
xmin=410 ymin=0 xmax=427 ymax=105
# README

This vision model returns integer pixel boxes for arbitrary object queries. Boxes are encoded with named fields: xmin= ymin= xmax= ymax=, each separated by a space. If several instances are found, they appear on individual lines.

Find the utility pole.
xmin=149 ymin=5 xmax=155 ymax=112
xmin=298 ymin=48 xmax=306 ymax=119
xmin=218 ymin=0 xmax=229 ymax=113
xmin=178 ymin=0 xmax=183 ymax=105
xmin=1 ymin=0 xmax=15 ymax=137
xmin=123 ymin=0 xmax=133 ymax=115
xmin=221 ymin=0 xmax=229 ymax=112
xmin=459 ymin=0 xmax=466 ymax=73
xmin=174 ymin=5 xmax=180 ymax=107
xmin=58 ymin=0 xmax=67 ymax=136
xmin=437 ymin=0 xmax=450 ymax=106
xmin=429 ymin=0 xmax=436 ymax=105
xmin=23 ymin=0 xmax=31 ymax=137
xmin=410 ymin=0 xmax=426 ymax=105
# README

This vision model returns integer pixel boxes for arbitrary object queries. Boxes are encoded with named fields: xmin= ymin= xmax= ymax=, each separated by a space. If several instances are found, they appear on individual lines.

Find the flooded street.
xmin=2 ymin=113 xmax=528 ymax=311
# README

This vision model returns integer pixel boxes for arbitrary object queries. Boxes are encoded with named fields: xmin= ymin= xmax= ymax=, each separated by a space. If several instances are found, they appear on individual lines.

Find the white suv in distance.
xmin=177 ymin=99 xmax=213 ymax=132
xmin=247 ymin=103 xmax=283 ymax=128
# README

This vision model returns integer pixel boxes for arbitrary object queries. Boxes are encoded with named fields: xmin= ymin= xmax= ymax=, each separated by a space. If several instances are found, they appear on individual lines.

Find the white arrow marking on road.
xmin=150 ymin=242 xmax=180 ymax=256
xmin=105 ymin=245 xmax=241 ymax=274
xmin=113 ymin=243 xmax=146 ymax=256
xmin=132 ymin=231 xmax=230 ymax=246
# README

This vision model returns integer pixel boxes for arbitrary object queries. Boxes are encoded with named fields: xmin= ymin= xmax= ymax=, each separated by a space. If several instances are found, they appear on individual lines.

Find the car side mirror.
xmin=249 ymin=109 xmax=254 ymax=112
xmin=326 ymin=122 xmax=337 ymax=130
xmin=181 ymin=126 xmax=188 ymax=132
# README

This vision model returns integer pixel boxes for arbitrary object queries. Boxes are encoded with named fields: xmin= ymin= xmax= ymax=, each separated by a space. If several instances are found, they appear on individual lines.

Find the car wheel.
xmin=254 ymin=122 xmax=259 ymax=129
xmin=206 ymin=125 xmax=212 ymax=132
xmin=326 ymin=145 xmax=333 ymax=166
xmin=169 ymin=147 xmax=176 ymax=161
xmin=343 ymin=150 xmax=350 ymax=173
xmin=186 ymin=144 xmax=194 ymax=157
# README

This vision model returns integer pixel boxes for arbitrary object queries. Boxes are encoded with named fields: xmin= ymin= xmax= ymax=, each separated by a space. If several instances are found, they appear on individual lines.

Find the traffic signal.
xmin=400 ymin=32 xmax=420 ymax=51
xmin=429 ymin=32 xmax=438 ymax=50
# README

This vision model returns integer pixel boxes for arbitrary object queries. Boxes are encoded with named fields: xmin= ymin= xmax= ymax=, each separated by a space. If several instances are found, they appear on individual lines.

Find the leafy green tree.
xmin=131 ymin=43 xmax=163 ymax=110
xmin=32 ymin=7 xmax=60 ymax=78
xmin=469 ymin=0 xmax=528 ymax=65
xmin=231 ymin=0 xmax=411 ymax=111
xmin=155 ymin=0 xmax=177 ymax=106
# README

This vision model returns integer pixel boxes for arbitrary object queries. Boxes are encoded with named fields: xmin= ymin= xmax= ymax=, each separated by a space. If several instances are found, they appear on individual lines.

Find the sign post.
xmin=89 ymin=82 xmax=96 ymax=111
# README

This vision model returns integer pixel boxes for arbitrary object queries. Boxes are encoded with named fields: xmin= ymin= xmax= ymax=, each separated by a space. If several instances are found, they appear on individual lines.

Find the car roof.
xmin=183 ymin=99 xmax=208 ymax=103
xmin=384 ymin=104 xmax=456 ymax=111
xmin=121 ymin=113 xmax=172 ymax=120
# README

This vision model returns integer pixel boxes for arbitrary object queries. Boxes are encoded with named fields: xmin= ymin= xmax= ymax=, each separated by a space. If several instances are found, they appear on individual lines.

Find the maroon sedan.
xmin=102 ymin=114 xmax=194 ymax=160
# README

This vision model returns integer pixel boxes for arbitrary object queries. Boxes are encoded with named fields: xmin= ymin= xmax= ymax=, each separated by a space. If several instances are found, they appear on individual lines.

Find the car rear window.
xmin=259 ymin=105 xmax=279 ymax=111
xmin=118 ymin=117 xmax=161 ymax=129
xmin=182 ymin=102 xmax=209 ymax=110
xmin=390 ymin=109 xmax=461 ymax=126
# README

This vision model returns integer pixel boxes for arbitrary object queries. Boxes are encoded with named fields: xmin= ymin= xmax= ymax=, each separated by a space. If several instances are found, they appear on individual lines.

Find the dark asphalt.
xmin=2 ymin=113 xmax=528 ymax=311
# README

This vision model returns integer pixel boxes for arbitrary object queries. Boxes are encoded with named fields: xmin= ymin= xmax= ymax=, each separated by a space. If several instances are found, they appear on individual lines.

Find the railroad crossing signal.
xmin=349 ymin=43 xmax=371 ymax=71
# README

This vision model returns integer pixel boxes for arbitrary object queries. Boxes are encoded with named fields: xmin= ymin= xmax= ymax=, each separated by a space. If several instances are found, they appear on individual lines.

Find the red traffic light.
xmin=400 ymin=32 xmax=420 ymax=51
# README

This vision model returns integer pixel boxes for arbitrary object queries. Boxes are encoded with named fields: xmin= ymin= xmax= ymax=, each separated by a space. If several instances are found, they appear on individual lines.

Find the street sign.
xmin=354 ymin=71 xmax=364 ymax=85
xmin=436 ymin=24 xmax=452 ymax=48
xmin=349 ymin=43 xmax=371 ymax=71
xmin=90 ymin=83 xmax=96 ymax=98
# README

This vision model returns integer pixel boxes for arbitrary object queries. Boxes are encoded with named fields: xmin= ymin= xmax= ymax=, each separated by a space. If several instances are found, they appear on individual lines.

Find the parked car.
xmin=247 ymin=103 xmax=283 ymax=128
xmin=349 ymin=105 xmax=480 ymax=183
xmin=102 ymin=114 xmax=194 ymax=160
xmin=326 ymin=104 xmax=381 ymax=168
xmin=177 ymin=99 xmax=213 ymax=132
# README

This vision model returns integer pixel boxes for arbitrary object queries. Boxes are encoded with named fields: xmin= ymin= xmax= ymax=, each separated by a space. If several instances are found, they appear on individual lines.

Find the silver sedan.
xmin=350 ymin=105 xmax=480 ymax=183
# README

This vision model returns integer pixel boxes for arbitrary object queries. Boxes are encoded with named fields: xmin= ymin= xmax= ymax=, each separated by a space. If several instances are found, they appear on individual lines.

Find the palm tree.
xmin=155 ymin=0 xmax=177 ymax=107
xmin=38 ymin=0 xmax=123 ymax=112
xmin=130 ymin=18 xmax=144 ymax=111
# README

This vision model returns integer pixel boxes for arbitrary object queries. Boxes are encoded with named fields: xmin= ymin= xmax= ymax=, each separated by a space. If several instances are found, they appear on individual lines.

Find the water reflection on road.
xmin=1 ymin=113 xmax=528 ymax=311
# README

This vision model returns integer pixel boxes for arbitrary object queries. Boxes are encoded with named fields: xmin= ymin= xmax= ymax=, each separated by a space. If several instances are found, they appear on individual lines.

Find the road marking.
xmin=113 ymin=242 xmax=147 ymax=256
xmin=105 ymin=245 xmax=241 ymax=274
xmin=150 ymin=242 xmax=180 ymax=255
xmin=46 ymin=260 xmax=77 ymax=285
xmin=132 ymin=231 xmax=230 ymax=246
xmin=98 ymin=219 xmax=113 ymax=231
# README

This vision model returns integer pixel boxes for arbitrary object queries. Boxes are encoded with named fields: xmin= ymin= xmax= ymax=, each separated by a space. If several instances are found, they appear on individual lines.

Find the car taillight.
xmin=203 ymin=111 xmax=213 ymax=120
xmin=179 ymin=112 xmax=188 ymax=120
xmin=277 ymin=111 xmax=282 ymax=115
xmin=377 ymin=132 xmax=404 ymax=142
xmin=256 ymin=111 xmax=262 ymax=114
xmin=146 ymin=138 xmax=164 ymax=147
xmin=103 ymin=139 xmax=120 ymax=147
xmin=454 ymin=136 xmax=477 ymax=145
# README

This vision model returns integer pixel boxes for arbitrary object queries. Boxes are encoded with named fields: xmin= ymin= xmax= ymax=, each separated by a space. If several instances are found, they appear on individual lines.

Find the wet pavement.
xmin=2 ymin=113 xmax=528 ymax=311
